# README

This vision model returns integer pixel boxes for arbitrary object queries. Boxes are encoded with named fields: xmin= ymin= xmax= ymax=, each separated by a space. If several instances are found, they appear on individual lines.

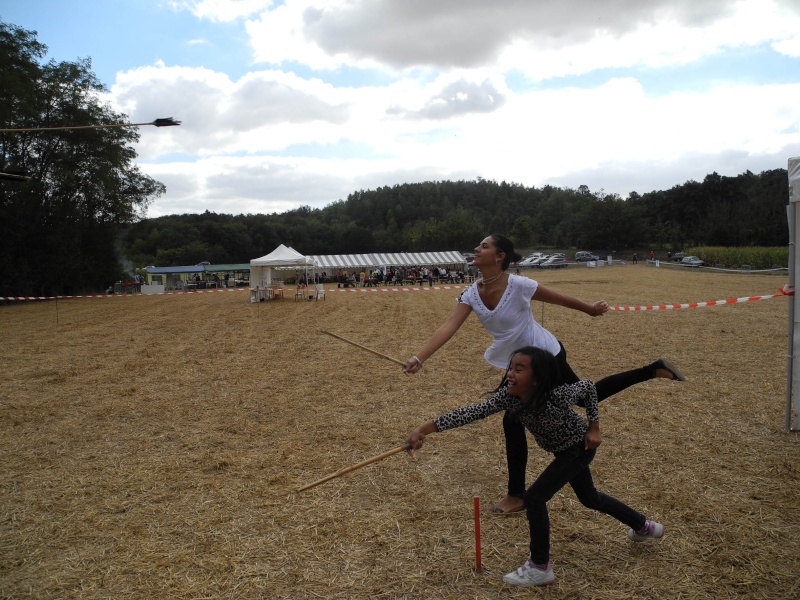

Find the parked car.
xmin=681 ymin=255 xmax=704 ymax=267
xmin=672 ymin=252 xmax=684 ymax=262
xmin=575 ymin=251 xmax=600 ymax=262
xmin=518 ymin=254 xmax=544 ymax=267
xmin=529 ymin=255 xmax=552 ymax=268
xmin=540 ymin=256 xmax=568 ymax=269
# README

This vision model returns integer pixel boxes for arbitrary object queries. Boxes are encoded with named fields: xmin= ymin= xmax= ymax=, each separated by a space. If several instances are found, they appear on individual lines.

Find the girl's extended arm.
xmin=533 ymin=284 xmax=609 ymax=317
xmin=405 ymin=387 xmax=516 ymax=455
xmin=403 ymin=302 xmax=472 ymax=374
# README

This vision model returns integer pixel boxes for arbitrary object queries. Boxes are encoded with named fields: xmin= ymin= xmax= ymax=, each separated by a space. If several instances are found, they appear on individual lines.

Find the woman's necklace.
xmin=478 ymin=272 xmax=504 ymax=287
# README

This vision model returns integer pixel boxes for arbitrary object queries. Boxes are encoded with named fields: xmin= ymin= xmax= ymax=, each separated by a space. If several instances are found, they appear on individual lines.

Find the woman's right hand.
xmin=402 ymin=356 xmax=423 ymax=375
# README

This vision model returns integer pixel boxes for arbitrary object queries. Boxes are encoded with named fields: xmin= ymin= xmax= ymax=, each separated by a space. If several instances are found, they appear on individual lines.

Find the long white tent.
xmin=306 ymin=251 xmax=465 ymax=270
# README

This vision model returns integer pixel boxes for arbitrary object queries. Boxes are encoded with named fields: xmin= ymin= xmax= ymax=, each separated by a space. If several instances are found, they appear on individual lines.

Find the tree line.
xmin=119 ymin=169 xmax=789 ymax=272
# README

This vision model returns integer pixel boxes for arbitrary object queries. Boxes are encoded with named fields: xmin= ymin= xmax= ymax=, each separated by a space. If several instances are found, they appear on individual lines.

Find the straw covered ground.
xmin=1 ymin=265 xmax=799 ymax=599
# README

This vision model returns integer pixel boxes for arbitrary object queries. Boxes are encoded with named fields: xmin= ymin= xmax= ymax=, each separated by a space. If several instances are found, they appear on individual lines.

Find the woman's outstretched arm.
xmin=403 ymin=302 xmax=472 ymax=374
xmin=533 ymin=284 xmax=609 ymax=317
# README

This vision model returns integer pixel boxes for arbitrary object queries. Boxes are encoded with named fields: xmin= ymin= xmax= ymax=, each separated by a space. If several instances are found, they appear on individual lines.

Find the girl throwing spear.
xmin=406 ymin=347 xmax=666 ymax=587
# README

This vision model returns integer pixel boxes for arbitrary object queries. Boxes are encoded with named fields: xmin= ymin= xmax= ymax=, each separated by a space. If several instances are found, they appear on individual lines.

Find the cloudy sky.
xmin=4 ymin=0 xmax=800 ymax=217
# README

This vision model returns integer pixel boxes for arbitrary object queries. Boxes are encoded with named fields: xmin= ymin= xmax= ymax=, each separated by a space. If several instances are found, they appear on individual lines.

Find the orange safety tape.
xmin=2 ymin=286 xmax=794 ymax=306
xmin=609 ymin=288 xmax=793 ymax=311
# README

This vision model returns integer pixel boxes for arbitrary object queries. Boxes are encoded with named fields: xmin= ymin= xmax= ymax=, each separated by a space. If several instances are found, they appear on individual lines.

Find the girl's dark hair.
xmin=489 ymin=234 xmax=523 ymax=271
xmin=495 ymin=346 xmax=561 ymax=413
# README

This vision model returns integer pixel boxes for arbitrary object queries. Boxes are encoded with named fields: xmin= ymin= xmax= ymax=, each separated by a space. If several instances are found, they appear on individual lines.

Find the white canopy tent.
xmin=249 ymin=245 xmax=317 ymax=288
xmin=306 ymin=250 xmax=466 ymax=271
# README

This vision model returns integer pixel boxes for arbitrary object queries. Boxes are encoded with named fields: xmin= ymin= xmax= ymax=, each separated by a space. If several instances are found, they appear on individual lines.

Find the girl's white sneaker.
xmin=628 ymin=520 xmax=665 ymax=542
xmin=502 ymin=560 xmax=555 ymax=587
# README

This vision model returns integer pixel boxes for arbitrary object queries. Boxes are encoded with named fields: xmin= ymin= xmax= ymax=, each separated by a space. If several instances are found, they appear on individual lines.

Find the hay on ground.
xmin=1 ymin=266 xmax=799 ymax=599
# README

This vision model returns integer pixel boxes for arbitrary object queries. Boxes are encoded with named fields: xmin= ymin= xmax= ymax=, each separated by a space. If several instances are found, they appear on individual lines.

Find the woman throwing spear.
xmin=403 ymin=234 xmax=682 ymax=514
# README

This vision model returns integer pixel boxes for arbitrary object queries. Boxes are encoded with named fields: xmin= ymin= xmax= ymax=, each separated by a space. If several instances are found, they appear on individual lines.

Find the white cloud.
xmin=169 ymin=0 xmax=275 ymax=23
xmin=138 ymin=153 xmax=474 ymax=216
xmin=244 ymin=0 xmax=370 ymax=71
xmin=111 ymin=64 xmax=357 ymax=158
xmin=773 ymin=34 xmax=800 ymax=57
xmin=240 ymin=0 xmax=800 ymax=76
xmin=546 ymin=143 xmax=800 ymax=195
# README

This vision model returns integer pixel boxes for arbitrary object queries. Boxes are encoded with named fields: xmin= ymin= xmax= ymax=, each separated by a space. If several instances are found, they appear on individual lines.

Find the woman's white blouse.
xmin=458 ymin=274 xmax=561 ymax=368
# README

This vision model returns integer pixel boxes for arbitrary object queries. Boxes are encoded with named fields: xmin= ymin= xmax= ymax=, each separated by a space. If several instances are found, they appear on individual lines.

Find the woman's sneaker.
xmin=502 ymin=560 xmax=555 ymax=587
xmin=627 ymin=520 xmax=665 ymax=542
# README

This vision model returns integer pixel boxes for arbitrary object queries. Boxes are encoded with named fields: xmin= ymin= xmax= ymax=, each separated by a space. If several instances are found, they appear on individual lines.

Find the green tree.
xmin=0 ymin=21 xmax=165 ymax=296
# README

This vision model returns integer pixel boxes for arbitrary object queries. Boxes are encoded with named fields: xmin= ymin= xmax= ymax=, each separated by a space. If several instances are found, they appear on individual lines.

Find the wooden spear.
xmin=296 ymin=444 xmax=410 ymax=492
xmin=321 ymin=330 xmax=406 ymax=367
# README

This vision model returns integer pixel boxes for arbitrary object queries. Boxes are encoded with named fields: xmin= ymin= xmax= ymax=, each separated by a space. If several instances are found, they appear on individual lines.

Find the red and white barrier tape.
xmin=2 ymin=285 xmax=794 ymax=307
xmin=0 ymin=285 xmax=468 ymax=301
xmin=0 ymin=288 xmax=247 ymax=301
xmin=610 ymin=288 xmax=793 ymax=311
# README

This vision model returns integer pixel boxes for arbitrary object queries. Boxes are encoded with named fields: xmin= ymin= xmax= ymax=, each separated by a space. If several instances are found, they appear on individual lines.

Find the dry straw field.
xmin=1 ymin=264 xmax=799 ymax=599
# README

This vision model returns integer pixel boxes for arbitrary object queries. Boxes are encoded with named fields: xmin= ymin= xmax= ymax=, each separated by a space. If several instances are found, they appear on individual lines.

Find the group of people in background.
xmin=333 ymin=265 xmax=470 ymax=288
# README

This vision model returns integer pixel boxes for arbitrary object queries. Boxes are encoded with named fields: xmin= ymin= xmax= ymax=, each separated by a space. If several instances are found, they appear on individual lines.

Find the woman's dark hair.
xmin=495 ymin=346 xmax=561 ymax=413
xmin=489 ymin=234 xmax=522 ymax=271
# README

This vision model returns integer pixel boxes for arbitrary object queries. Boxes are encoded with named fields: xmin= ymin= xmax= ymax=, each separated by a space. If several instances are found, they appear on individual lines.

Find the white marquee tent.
xmin=306 ymin=251 xmax=465 ymax=271
xmin=249 ymin=245 xmax=316 ymax=288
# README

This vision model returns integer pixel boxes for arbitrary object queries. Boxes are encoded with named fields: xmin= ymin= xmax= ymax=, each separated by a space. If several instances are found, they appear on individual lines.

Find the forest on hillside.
xmin=120 ymin=169 xmax=789 ymax=270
